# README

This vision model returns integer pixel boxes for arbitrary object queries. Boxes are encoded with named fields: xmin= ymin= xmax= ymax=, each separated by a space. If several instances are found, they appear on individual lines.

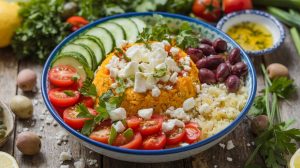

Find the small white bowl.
xmin=0 ymin=100 xmax=15 ymax=147
xmin=217 ymin=10 xmax=285 ymax=56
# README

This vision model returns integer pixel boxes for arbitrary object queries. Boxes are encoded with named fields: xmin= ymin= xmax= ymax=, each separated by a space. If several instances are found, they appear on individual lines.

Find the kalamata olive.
xmin=61 ymin=2 xmax=78 ymax=19
xmin=228 ymin=48 xmax=241 ymax=65
xmin=267 ymin=63 xmax=289 ymax=80
xmin=198 ymin=68 xmax=217 ymax=84
xmin=200 ymin=38 xmax=213 ymax=46
xmin=213 ymin=38 xmax=227 ymax=53
xmin=216 ymin=63 xmax=230 ymax=82
xmin=186 ymin=48 xmax=204 ymax=63
xmin=231 ymin=62 xmax=248 ymax=77
xmin=251 ymin=115 xmax=269 ymax=135
xmin=198 ymin=44 xmax=216 ymax=56
xmin=225 ymin=75 xmax=240 ymax=93
xmin=196 ymin=55 xmax=225 ymax=70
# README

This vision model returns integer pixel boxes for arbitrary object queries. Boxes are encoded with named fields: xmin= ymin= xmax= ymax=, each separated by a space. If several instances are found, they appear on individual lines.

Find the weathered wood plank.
xmin=0 ymin=48 xmax=18 ymax=154
xmin=13 ymin=60 xmax=102 ymax=168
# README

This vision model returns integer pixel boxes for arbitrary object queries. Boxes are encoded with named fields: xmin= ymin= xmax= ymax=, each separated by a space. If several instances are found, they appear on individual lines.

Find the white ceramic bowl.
xmin=41 ymin=12 xmax=257 ymax=163
xmin=217 ymin=10 xmax=285 ymax=56
xmin=0 ymin=100 xmax=15 ymax=147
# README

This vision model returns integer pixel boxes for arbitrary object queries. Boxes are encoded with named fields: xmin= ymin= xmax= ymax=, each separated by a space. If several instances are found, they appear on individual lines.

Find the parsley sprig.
xmin=246 ymin=64 xmax=299 ymax=168
xmin=79 ymin=79 xmax=98 ymax=97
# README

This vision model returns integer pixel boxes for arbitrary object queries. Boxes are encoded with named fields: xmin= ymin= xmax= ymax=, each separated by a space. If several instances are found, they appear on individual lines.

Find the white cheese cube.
xmin=133 ymin=72 xmax=147 ymax=93
xmin=169 ymin=72 xmax=178 ymax=83
xmin=112 ymin=121 xmax=126 ymax=133
xmin=170 ymin=47 xmax=180 ymax=56
xmin=165 ymin=57 xmax=180 ymax=72
xmin=167 ymin=108 xmax=190 ymax=121
xmin=183 ymin=97 xmax=195 ymax=111
xmin=109 ymin=108 xmax=126 ymax=121
xmin=118 ymin=61 xmax=138 ymax=78
xmin=162 ymin=119 xmax=185 ymax=132
xmin=138 ymin=108 xmax=153 ymax=120
xmin=109 ymin=68 xmax=119 ymax=78
xmin=151 ymin=87 xmax=161 ymax=97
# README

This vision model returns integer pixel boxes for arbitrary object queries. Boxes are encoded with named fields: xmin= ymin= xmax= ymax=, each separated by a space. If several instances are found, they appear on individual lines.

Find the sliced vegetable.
xmin=108 ymin=126 xmax=117 ymax=145
xmin=111 ymin=18 xmax=139 ymax=42
xmin=48 ymin=65 xmax=77 ymax=87
xmin=98 ymin=22 xmax=126 ymax=47
xmin=184 ymin=123 xmax=201 ymax=144
xmin=85 ymin=27 xmax=115 ymax=54
xmin=89 ymin=125 xmax=111 ymax=144
xmin=142 ymin=132 xmax=167 ymax=150
xmin=79 ymin=96 xmax=95 ymax=108
xmin=166 ymin=127 xmax=186 ymax=145
xmin=139 ymin=115 xmax=163 ymax=136
xmin=126 ymin=116 xmax=142 ymax=130
xmin=120 ymin=132 xmax=142 ymax=149
xmin=48 ymin=88 xmax=80 ymax=107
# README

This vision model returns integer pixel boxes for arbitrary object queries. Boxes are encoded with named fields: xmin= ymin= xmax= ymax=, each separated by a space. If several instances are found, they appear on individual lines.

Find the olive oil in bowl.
xmin=226 ymin=22 xmax=273 ymax=51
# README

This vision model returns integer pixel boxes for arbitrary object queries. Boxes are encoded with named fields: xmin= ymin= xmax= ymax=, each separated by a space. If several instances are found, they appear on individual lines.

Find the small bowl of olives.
xmin=0 ymin=100 xmax=15 ymax=147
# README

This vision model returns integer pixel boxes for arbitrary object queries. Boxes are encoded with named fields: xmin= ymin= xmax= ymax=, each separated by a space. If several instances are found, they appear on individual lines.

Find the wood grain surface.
xmin=0 ymin=27 xmax=299 ymax=168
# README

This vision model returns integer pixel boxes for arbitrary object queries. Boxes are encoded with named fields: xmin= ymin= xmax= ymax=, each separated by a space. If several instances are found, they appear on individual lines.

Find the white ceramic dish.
xmin=0 ymin=100 xmax=15 ymax=147
xmin=217 ymin=10 xmax=285 ymax=56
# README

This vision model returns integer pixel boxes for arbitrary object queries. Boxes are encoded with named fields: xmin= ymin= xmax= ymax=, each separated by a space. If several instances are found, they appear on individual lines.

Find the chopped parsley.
xmin=63 ymin=90 xmax=75 ymax=97
xmin=79 ymin=79 xmax=98 ymax=97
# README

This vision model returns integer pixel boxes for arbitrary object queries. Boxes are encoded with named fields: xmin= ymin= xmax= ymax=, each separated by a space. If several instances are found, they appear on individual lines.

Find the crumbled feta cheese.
xmin=182 ymin=72 xmax=188 ymax=77
xmin=164 ymin=85 xmax=173 ymax=90
xmin=109 ymin=108 xmax=126 ymax=121
xmin=118 ymin=61 xmax=139 ymax=78
xmin=151 ymin=87 xmax=161 ymax=97
xmin=196 ymin=84 xmax=201 ymax=93
xmin=112 ymin=121 xmax=126 ymax=133
xmin=166 ymin=108 xmax=190 ymax=121
xmin=126 ymin=45 xmax=144 ymax=62
xmin=226 ymin=140 xmax=235 ymax=150
xmin=198 ymin=103 xmax=210 ymax=113
xmin=109 ymin=68 xmax=119 ymax=78
xmin=74 ymin=159 xmax=85 ymax=168
xmin=169 ymin=72 xmax=178 ymax=83
xmin=170 ymin=47 xmax=180 ymax=56
xmin=133 ymin=72 xmax=147 ymax=93
xmin=165 ymin=57 xmax=180 ymax=72
xmin=111 ymin=83 xmax=118 ymax=89
xmin=183 ymin=65 xmax=191 ymax=71
xmin=59 ymin=151 xmax=72 ymax=162
xmin=219 ymin=143 xmax=226 ymax=149
xmin=162 ymin=119 xmax=185 ymax=132
xmin=227 ymin=157 xmax=233 ymax=162
xmin=138 ymin=108 xmax=153 ymax=120
xmin=183 ymin=97 xmax=195 ymax=111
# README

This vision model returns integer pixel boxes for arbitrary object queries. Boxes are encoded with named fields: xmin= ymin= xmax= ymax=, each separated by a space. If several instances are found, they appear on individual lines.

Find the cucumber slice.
xmin=51 ymin=52 xmax=93 ymax=81
xmin=98 ymin=22 xmax=126 ymax=47
xmin=111 ymin=18 xmax=139 ymax=42
xmin=60 ymin=43 xmax=94 ymax=70
xmin=73 ymin=37 xmax=103 ymax=66
xmin=84 ymin=27 xmax=115 ymax=54
xmin=130 ymin=18 xmax=146 ymax=33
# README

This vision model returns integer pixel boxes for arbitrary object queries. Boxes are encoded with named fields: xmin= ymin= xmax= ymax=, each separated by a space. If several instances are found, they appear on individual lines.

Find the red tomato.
xmin=62 ymin=79 xmax=83 ymax=91
xmin=54 ymin=106 xmax=66 ymax=117
xmin=63 ymin=106 xmax=97 ymax=130
xmin=126 ymin=116 xmax=142 ymax=130
xmin=120 ymin=132 xmax=143 ymax=149
xmin=90 ymin=125 xmax=111 ymax=144
xmin=192 ymin=0 xmax=221 ymax=22
xmin=139 ymin=115 xmax=163 ymax=136
xmin=222 ymin=0 xmax=253 ymax=14
xmin=184 ymin=123 xmax=202 ymax=144
xmin=142 ymin=133 xmax=167 ymax=150
xmin=49 ymin=65 xmax=77 ymax=87
xmin=79 ymin=96 xmax=95 ymax=108
xmin=67 ymin=16 xmax=89 ymax=32
xmin=166 ymin=127 xmax=186 ymax=145
xmin=48 ymin=88 xmax=80 ymax=107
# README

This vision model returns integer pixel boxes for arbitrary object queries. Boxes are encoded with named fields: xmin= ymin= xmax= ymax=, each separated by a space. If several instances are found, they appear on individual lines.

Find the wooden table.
xmin=0 ymin=26 xmax=299 ymax=168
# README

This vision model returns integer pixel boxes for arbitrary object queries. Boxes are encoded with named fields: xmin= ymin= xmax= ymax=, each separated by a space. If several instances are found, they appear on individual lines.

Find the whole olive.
xmin=186 ymin=48 xmax=204 ymax=63
xmin=200 ymin=38 xmax=213 ymax=46
xmin=198 ymin=68 xmax=217 ymax=84
xmin=17 ymin=69 xmax=37 ymax=92
xmin=213 ymin=38 xmax=227 ymax=53
xmin=196 ymin=55 xmax=225 ymax=70
xmin=231 ymin=62 xmax=248 ymax=77
xmin=225 ymin=75 xmax=240 ymax=93
xmin=16 ymin=132 xmax=41 ymax=155
xmin=251 ymin=115 xmax=269 ymax=135
xmin=61 ymin=2 xmax=78 ymax=19
xmin=228 ymin=48 xmax=241 ymax=65
xmin=198 ymin=44 xmax=216 ymax=56
xmin=10 ymin=95 xmax=33 ymax=119
xmin=267 ymin=63 xmax=289 ymax=80
xmin=216 ymin=63 xmax=230 ymax=82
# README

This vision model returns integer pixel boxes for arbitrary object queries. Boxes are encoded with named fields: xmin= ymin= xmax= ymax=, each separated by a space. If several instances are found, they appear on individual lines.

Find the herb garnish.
xmin=246 ymin=64 xmax=299 ymax=168
xmin=63 ymin=90 xmax=75 ymax=97
xmin=115 ymin=48 xmax=131 ymax=62
xmin=108 ymin=126 xmax=117 ymax=145
xmin=79 ymin=79 xmax=98 ymax=97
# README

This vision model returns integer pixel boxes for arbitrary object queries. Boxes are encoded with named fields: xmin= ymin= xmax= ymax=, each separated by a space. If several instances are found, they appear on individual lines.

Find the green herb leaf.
xmin=123 ymin=128 xmax=134 ymax=140
xmin=76 ymin=103 xmax=94 ymax=118
xmin=269 ymin=77 xmax=296 ymax=99
xmin=63 ymin=90 xmax=75 ymax=97
xmin=81 ymin=119 xmax=95 ymax=136
xmin=108 ymin=126 xmax=117 ymax=145
xmin=115 ymin=48 xmax=131 ymax=61
xmin=80 ymin=79 xmax=98 ymax=97
xmin=153 ymin=67 xmax=167 ymax=78
xmin=249 ymin=95 xmax=266 ymax=116
xmin=115 ymin=78 xmax=126 ymax=94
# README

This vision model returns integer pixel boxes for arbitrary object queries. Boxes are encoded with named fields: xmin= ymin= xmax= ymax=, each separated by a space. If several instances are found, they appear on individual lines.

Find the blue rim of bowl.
xmin=41 ymin=12 xmax=257 ymax=155
xmin=216 ymin=10 xmax=285 ymax=56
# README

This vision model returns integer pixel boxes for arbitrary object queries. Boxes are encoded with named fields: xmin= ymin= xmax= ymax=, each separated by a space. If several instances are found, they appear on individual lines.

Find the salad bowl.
xmin=41 ymin=12 xmax=257 ymax=163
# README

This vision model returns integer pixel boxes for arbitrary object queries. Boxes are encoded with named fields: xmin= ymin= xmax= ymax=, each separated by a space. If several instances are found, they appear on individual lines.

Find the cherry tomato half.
xmin=79 ymin=96 xmax=95 ymax=108
xmin=90 ymin=125 xmax=111 ymax=144
xmin=166 ymin=127 xmax=186 ymax=145
xmin=142 ymin=132 xmax=167 ymax=150
xmin=67 ymin=16 xmax=89 ymax=32
xmin=63 ymin=106 xmax=97 ymax=130
xmin=184 ymin=123 xmax=202 ymax=144
xmin=192 ymin=0 xmax=221 ymax=22
xmin=139 ymin=115 xmax=163 ymax=136
xmin=49 ymin=65 xmax=78 ymax=87
xmin=48 ymin=88 xmax=80 ymax=107
xmin=222 ymin=0 xmax=253 ymax=14
xmin=126 ymin=116 xmax=142 ymax=130
xmin=120 ymin=132 xmax=143 ymax=149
